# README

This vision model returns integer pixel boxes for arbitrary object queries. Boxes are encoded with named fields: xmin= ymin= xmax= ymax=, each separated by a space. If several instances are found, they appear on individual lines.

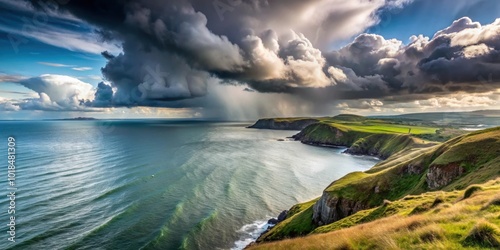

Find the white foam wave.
xmin=231 ymin=219 xmax=273 ymax=250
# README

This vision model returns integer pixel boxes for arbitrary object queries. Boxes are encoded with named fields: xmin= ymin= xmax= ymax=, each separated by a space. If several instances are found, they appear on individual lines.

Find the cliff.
xmin=250 ymin=178 xmax=500 ymax=249
xmin=257 ymin=127 xmax=500 ymax=243
xmin=292 ymin=122 xmax=433 ymax=159
xmin=292 ymin=123 xmax=368 ymax=147
xmin=247 ymin=118 xmax=319 ymax=130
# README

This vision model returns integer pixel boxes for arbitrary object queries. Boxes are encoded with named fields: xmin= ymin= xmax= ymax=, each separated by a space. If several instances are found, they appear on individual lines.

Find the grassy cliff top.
xmin=261 ymin=114 xmax=364 ymax=122
xmin=324 ymin=127 xmax=500 ymax=202
xmin=255 ymin=114 xmax=467 ymax=142
xmin=256 ymin=127 xmax=500 ymax=245
xmin=324 ymin=121 xmax=438 ymax=135
xmin=250 ymin=178 xmax=500 ymax=250
xmin=263 ymin=114 xmax=439 ymax=134
xmin=268 ymin=117 xmax=318 ymax=122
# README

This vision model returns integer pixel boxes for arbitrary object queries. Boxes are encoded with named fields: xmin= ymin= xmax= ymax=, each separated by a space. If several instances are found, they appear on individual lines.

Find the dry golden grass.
xmin=249 ymin=179 xmax=500 ymax=250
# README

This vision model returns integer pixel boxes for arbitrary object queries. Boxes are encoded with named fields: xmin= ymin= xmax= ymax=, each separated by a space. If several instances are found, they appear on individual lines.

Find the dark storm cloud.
xmin=323 ymin=17 xmax=500 ymax=102
xmin=20 ymin=1 xmax=500 ymax=109
xmin=92 ymin=82 xmax=113 ymax=105
xmin=27 ymin=0 xmax=246 ymax=107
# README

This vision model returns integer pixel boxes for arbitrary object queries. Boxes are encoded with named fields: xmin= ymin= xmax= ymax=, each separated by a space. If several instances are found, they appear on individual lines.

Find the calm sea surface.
xmin=0 ymin=120 xmax=378 ymax=250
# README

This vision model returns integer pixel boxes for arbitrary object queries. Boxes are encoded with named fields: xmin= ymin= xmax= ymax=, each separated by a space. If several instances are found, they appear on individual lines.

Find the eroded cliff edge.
xmin=257 ymin=126 xmax=500 ymax=242
xmin=248 ymin=118 xmax=319 ymax=130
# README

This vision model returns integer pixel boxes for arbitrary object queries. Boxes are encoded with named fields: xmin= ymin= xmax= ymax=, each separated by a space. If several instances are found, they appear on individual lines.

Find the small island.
xmin=47 ymin=117 xmax=98 ymax=121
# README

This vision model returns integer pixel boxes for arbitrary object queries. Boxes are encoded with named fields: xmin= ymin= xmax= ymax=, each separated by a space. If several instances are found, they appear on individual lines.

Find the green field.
xmin=317 ymin=114 xmax=440 ymax=135
xmin=324 ymin=121 xmax=438 ymax=135
xmin=266 ymin=114 xmax=460 ymax=141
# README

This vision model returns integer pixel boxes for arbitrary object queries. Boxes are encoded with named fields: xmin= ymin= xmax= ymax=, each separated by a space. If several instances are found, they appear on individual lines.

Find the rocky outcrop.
xmin=312 ymin=193 xmax=369 ymax=226
xmin=248 ymin=119 xmax=319 ymax=130
xmin=267 ymin=210 xmax=288 ymax=225
xmin=401 ymin=163 xmax=425 ymax=175
xmin=426 ymin=163 xmax=466 ymax=189
xmin=344 ymin=143 xmax=383 ymax=157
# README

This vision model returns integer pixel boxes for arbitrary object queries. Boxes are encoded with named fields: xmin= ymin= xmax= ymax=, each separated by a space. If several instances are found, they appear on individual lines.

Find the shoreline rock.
xmin=266 ymin=210 xmax=288 ymax=227
xmin=253 ymin=210 xmax=288 ymax=245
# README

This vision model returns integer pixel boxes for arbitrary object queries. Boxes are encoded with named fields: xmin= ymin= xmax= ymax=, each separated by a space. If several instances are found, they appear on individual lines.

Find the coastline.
xmin=232 ymin=220 xmax=274 ymax=250
xmin=241 ymin=117 xmax=435 ymax=247
xmin=238 ymin=139 xmax=381 ymax=249
xmin=244 ymin=117 xmax=500 ymax=249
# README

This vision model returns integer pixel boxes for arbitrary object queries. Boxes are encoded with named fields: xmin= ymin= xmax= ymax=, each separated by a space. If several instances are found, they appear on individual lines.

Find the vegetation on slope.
xmin=250 ymin=178 xmax=500 ymax=250
xmin=345 ymin=133 xmax=432 ymax=159
xmin=247 ymin=118 xmax=319 ymax=130
xmin=257 ymin=127 xmax=500 ymax=243
xmin=322 ymin=120 xmax=438 ymax=135
xmin=325 ymin=126 xmax=499 ymax=202
xmin=292 ymin=122 xmax=370 ymax=147
xmin=251 ymin=114 xmax=466 ymax=142
xmin=293 ymin=120 xmax=437 ymax=159
xmin=257 ymin=199 xmax=318 ymax=242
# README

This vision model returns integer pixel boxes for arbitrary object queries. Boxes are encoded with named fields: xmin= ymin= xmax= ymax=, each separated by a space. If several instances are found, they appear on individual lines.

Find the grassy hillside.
xmin=250 ymin=178 xmax=500 ymax=250
xmin=323 ymin=120 xmax=438 ymax=134
xmin=373 ymin=110 xmax=500 ymax=127
xmin=294 ymin=118 xmax=441 ymax=143
xmin=256 ymin=127 xmax=500 ymax=245
xmin=346 ymin=133 xmax=434 ymax=159
xmin=258 ymin=199 xmax=319 ymax=241
xmin=248 ymin=118 xmax=319 ymax=130
xmin=251 ymin=114 xmax=466 ymax=142
xmin=319 ymin=126 xmax=500 ymax=211
xmin=293 ymin=119 xmax=438 ymax=159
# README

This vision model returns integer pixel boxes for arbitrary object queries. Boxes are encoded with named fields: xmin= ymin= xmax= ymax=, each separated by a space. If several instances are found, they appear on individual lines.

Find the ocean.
xmin=0 ymin=120 xmax=379 ymax=250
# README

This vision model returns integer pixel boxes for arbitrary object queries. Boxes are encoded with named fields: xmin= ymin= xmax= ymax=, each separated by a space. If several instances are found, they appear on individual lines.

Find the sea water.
xmin=0 ymin=120 xmax=378 ymax=250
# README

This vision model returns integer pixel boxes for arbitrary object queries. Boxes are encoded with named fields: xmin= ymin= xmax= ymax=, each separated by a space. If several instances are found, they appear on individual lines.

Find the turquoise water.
xmin=0 ymin=120 xmax=378 ymax=250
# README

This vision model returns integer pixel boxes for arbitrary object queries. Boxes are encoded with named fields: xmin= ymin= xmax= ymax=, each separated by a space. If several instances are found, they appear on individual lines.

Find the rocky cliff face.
xmin=312 ymin=193 xmax=369 ymax=226
xmin=426 ymin=163 xmax=466 ymax=189
xmin=248 ymin=119 xmax=319 ymax=130
xmin=310 ymin=160 xmax=474 ymax=226
xmin=254 ymin=127 xmax=500 ymax=244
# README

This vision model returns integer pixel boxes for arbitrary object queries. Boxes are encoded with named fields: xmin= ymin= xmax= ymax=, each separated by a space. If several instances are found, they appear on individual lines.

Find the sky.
xmin=0 ymin=0 xmax=500 ymax=120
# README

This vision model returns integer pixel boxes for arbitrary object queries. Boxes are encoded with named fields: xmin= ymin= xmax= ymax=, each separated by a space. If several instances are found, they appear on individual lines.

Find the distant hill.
xmin=247 ymin=118 xmax=319 ymax=130
xmin=371 ymin=110 xmax=500 ymax=126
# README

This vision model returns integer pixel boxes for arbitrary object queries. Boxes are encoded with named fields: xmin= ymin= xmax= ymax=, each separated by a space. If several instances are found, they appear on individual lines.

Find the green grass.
xmin=294 ymin=119 xmax=439 ymax=155
xmin=271 ymin=117 xmax=317 ymax=122
xmin=312 ymin=190 xmax=461 ymax=234
xmin=250 ymin=179 xmax=500 ymax=250
xmin=346 ymin=133 xmax=434 ymax=159
xmin=324 ymin=126 xmax=500 ymax=203
xmin=293 ymin=122 xmax=370 ymax=146
xmin=258 ymin=114 xmax=465 ymax=142
xmin=257 ymin=199 xmax=318 ymax=242
xmin=324 ymin=121 xmax=438 ymax=135
xmin=431 ymin=127 xmax=500 ymax=166
xmin=462 ymin=220 xmax=500 ymax=247
xmin=463 ymin=185 xmax=483 ymax=199
xmin=259 ymin=127 xmax=500 ymax=243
